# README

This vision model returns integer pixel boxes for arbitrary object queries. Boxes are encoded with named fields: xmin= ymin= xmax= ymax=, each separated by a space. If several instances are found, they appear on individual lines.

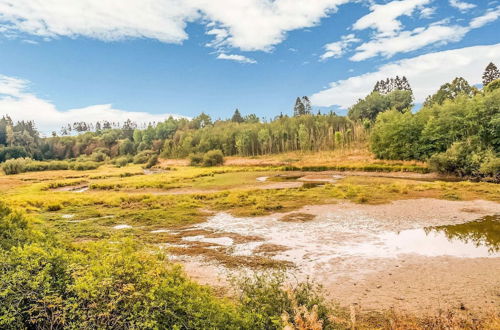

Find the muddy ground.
xmin=160 ymin=199 xmax=500 ymax=315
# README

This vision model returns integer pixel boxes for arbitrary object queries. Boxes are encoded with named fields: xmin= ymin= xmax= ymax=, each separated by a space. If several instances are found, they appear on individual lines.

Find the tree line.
xmin=0 ymin=62 xmax=499 ymax=179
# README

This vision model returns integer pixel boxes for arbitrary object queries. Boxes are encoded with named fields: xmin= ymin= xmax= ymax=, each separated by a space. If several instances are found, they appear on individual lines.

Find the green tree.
xmin=423 ymin=77 xmax=477 ymax=107
xmin=231 ymin=109 xmax=244 ymax=123
xmin=293 ymin=97 xmax=305 ymax=117
xmin=482 ymin=62 xmax=500 ymax=87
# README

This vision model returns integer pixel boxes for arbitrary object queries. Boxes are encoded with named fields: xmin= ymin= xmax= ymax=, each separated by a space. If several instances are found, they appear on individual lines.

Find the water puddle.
xmin=188 ymin=213 xmax=499 ymax=269
xmin=113 ymin=224 xmax=132 ymax=230
xmin=343 ymin=223 xmax=498 ymax=258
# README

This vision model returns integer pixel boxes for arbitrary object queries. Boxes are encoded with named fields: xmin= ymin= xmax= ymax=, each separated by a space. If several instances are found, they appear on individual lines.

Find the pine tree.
xmin=293 ymin=97 xmax=305 ymax=116
xmin=482 ymin=62 xmax=500 ymax=87
xmin=231 ymin=109 xmax=244 ymax=123
xmin=373 ymin=76 xmax=412 ymax=94
xmin=301 ymin=96 xmax=312 ymax=115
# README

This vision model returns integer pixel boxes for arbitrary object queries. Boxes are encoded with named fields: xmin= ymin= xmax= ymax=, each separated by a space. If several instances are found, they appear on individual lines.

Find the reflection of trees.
xmin=425 ymin=215 xmax=500 ymax=253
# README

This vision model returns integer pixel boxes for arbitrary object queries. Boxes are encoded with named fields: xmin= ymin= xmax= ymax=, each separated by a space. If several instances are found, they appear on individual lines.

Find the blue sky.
xmin=0 ymin=0 xmax=499 ymax=133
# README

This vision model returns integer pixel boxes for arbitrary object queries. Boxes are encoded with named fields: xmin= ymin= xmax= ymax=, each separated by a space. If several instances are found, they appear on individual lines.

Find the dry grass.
xmin=254 ymin=244 xmax=289 ymax=256
xmin=280 ymin=213 xmax=316 ymax=222
xmin=167 ymin=245 xmax=292 ymax=269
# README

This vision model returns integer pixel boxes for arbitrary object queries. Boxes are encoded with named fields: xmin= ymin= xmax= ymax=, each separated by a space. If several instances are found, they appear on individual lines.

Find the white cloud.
xmin=419 ymin=7 xmax=436 ymax=18
xmin=449 ymin=0 xmax=476 ymax=12
xmin=310 ymin=43 xmax=500 ymax=108
xmin=192 ymin=0 xmax=349 ymax=51
xmin=0 ymin=75 xmax=185 ymax=134
xmin=0 ymin=0 xmax=198 ymax=43
xmin=217 ymin=53 xmax=257 ymax=63
xmin=0 ymin=0 xmax=350 ymax=52
xmin=469 ymin=6 xmax=500 ymax=28
xmin=350 ymin=24 xmax=469 ymax=61
xmin=350 ymin=6 xmax=500 ymax=61
xmin=353 ymin=0 xmax=430 ymax=36
xmin=320 ymin=34 xmax=360 ymax=60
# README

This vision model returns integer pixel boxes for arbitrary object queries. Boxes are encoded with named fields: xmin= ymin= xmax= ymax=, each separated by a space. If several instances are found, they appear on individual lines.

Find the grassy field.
xmin=2 ymin=157 xmax=498 ymax=244
xmin=1 ymin=155 xmax=499 ymax=328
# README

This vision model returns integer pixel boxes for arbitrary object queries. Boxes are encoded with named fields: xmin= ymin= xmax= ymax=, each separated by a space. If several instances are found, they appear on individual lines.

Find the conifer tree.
xmin=482 ymin=62 xmax=500 ymax=87
xmin=301 ymin=96 xmax=312 ymax=115
xmin=231 ymin=109 xmax=244 ymax=123
xmin=293 ymin=97 xmax=305 ymax=116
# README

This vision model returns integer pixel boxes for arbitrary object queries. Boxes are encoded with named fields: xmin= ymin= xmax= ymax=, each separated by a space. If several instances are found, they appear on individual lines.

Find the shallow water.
xmin=190 ymin=212 xmax=499 ymax=268
xmin=343 ymin=220 xmax=499 ymax=258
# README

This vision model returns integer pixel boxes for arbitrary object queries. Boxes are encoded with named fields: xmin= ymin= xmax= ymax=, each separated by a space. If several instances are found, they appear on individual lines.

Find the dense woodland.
xmin=0 ymin=63 xmax=499 ymax=180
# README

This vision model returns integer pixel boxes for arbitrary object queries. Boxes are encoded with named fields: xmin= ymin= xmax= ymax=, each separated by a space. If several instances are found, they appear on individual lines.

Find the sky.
xmin=0 ymin=0 xmax=499 ymax=133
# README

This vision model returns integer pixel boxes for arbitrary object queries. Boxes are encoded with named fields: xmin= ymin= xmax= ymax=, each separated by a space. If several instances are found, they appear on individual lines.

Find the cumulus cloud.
xmin=191 ymin=0 xmax=348 ymax=51
xmin=310 ymin=43 xmax=500 ymax=108
xmin=350 ymin=5 xmax=500 ymax=61
xmin=320 ymin=34 xmax=360 ymax=60
xmin=0 ymin=75 xmax=185 ymax=134
xmin=0 ymin=0 xmax=349 ymax=52
xmin=0 ymin=0 xmax=198 ymax=43
xmin=449 ymin=0 xmax=476 ymax=12
xmin=350 ymin=23 xmax=469 ymax=61
xmin=353 ymin=0 xmax=430 ymax=37
xmin=217 ymin=53 xmax=257 ymax=63
xmin=469 ymin=6 xmax=500 ymax=28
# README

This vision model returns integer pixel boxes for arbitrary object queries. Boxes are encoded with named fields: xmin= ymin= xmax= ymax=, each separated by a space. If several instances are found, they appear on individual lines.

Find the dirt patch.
xmin=298 ymin=174 xmax=345 ymax=183
xmin=52 ymin=185 xmax=89 ymax=192
xmin=280 ymin=213 xmax=316 ymax=222
xmin=143 ymin=168 xmax=168 ymax=175
xmin=254 ymin=243 xmax=289 ymax=256
xmin=323 ymin=255 xmax=500 ymax=315
xmin=158 ymin=158 xmax=189 ymax=166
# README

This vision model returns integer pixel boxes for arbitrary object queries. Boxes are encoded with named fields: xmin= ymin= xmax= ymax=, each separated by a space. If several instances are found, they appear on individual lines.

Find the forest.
xmin=1 ymin=62 xmax=499 ymax=180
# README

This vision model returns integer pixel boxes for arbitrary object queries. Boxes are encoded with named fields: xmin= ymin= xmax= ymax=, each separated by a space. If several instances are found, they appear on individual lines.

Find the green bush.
xmin=133 ymin=150 xmax=155 ymax=164
xmin=0 ymin=146 xmax=29 ymax=162
xmin=46 ymin=203 xmax=62 ymax=211
xmin=428 ymin=140 xmax=498 ymax=180
xmin=479 ymin=155 xmax=500 ymax=181
xmin=90 ymin=150 xmax=109 ymax=162
xmin=1 ymin=157 xmax=30 ymax=174
xmin=235 ymin=272 xmax=337 ymax=329
xmin=70 ymin=161 xmax=100 ymax=171
xmin=1 ymin=158 xmax=101 ymax=175
xmin=144 ymin=154 xmax=159 ymax=169
xmin=189 ymin=153 xmax=204 ymax=166
xmin=202 ymin=150 xmax=224 ymax=167
xmin=113 ymin=156 xmax=132 ymax=167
